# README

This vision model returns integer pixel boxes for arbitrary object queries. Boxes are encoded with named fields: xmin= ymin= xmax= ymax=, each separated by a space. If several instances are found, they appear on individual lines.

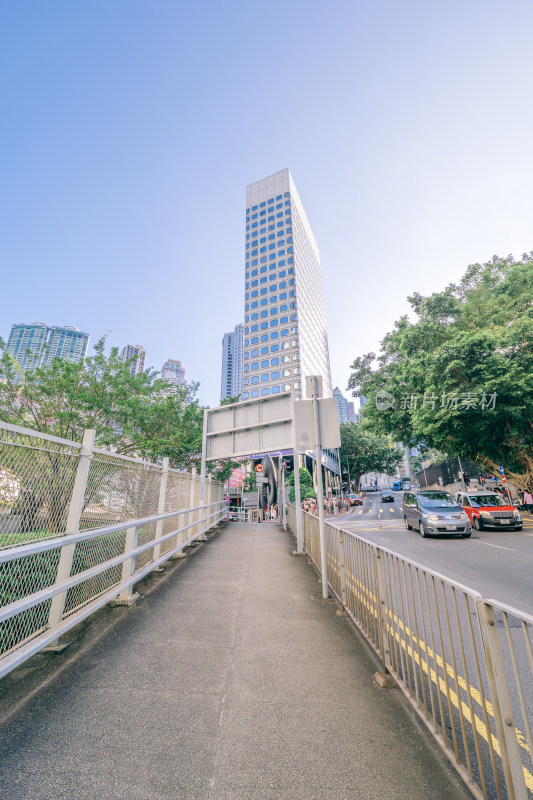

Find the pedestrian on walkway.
xmin=524 ymin=491 xmax=533 ymax=513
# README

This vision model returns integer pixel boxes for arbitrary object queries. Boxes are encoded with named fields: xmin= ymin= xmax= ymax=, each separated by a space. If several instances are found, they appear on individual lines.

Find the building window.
xmin=270 ymin=332 xmax=279 ymax=340
xmin=282 ymin=383 xmax=291 ymax=391
xmin=261 ymin=334 xmax=268 ymax=341
xmin=260 ymin=310 xmax=267 ymax=318
xmin=272 ymin=386 xmax=280 ymax=394
xmin=279 ymin=292 xmax=287 ymax=300
xmin=251 ymin=362 xmax=259 ymax=370
xmin=261 ymin=360 xmax=268 ymax=367
xmin=271 ymin=344 xmax=279 ymax=352
xmin=242 ymin=392 xmax=249 ymax=399
xmin=243 ymin=378 xmax=249 ymax=386
xmin=261 ymin=347 xmax=268 ymax=354
xmin=271 ymin=357 xmax=279 ymax=365
xmin=251 ymin=376 xmax=259 ymax=384
xmin=261 ymin=322 xmax=268 ymax=330
xmin=261 ymin=298 xmax=268 ymax=306
xmin=272 ymin=371 xmax=280 ymax=379
xmin=281 ymin=329 xmax=289 ymax=336
xmin=270 ymin=319 xmax=278 ymax=327
xmin=251 ymin=313 xmax=258 ymax=320
xmin=251 ymin=337 xmax=258 ymax=344
xmin=270 ymin=295 xmax=277 ymax=303
xmin=251 ymin=349 xmax=259 ymax=356
xmin=251 ymin=390 xmax=259 ymax=398
xmin=280 ymin=316 xmax=288 ymax=324
xmin=251 ymin=325 xmax=258 ymax=332
xmin=261 ymin=388 xmax=270 ymax=396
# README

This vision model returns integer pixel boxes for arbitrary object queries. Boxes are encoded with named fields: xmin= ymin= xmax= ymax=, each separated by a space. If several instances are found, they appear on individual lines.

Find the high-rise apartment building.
xmin=333 ymin=387 xmax=349 ymax=424
xmin=347 ymin=401 xmax=357 ymax=423
xmin=6 ymin=323 xmax=49 ymax=372
xmin=161 ymin=359 xmax=186 ymax=386
xmin=6 ymin=322 xmax=89 ymax=373
xmin=220 ymin=323 xmax=243 ymax=401
xmin=120 ymin=344 xmax=146 ymax=375
xmin=40 ymin=326 xmax=90 ymax=367
xmin=242 ymin=169 xmax=332 ymax=401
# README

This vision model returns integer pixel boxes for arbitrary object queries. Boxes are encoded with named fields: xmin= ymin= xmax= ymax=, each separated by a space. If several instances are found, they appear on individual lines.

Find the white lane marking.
xmin=523 ymin=533 xmax=533 ymax=537
xmin=471 ymin=540 xmax=516 ymax=552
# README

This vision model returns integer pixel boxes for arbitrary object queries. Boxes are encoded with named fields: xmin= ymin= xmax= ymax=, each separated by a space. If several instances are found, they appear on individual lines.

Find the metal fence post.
xmin=206 ymin=474 xmax=212 ymax=528
xmin=152 ymin=457 xmax=169 ymax=564
xmin=109 ymin=525 xmax=140 ymax=605
xmin=375 ymin=548 xmax=393 ymax=674
xmin=188 ymin=467 xmax=197 ymax=539
xmin=47 ymin=429 xmax=96 ymax=644
xmin=476 ymin=599 xmax=528 ymax=800
xmin=338 ymin=530 xmax=347 ymax=609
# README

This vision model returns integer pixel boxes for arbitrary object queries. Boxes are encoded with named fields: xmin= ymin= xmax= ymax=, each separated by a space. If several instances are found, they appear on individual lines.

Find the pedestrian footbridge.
xmin=0 ymin=521 xmax=475 ymax=800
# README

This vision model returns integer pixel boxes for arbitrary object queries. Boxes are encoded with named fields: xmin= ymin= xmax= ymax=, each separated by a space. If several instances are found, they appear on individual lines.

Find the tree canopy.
xmin=0 ymin=337 xmax=204 ymax=470
xmin=348 ymin=254 xmax=533 ymax=489
xmin=339 ymin=422 xmax=403 ymax=490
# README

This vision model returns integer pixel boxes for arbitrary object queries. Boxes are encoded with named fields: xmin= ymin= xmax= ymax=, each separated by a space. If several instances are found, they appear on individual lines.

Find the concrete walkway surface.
xmin=0 ymin=522 xmax=474 ymax=800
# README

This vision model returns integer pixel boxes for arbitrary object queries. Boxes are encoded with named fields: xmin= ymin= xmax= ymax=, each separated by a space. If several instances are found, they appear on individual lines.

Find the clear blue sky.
xmin=1 ymin=0 xmax=532 ymax=407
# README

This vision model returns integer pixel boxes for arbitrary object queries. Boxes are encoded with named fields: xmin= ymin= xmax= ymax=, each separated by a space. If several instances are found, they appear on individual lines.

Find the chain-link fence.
xmin=0 ymin=422 xmax=225 ymax=674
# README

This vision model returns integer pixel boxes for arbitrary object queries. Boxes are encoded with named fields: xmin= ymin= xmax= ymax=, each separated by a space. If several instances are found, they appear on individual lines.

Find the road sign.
xmin=502 ymin=476 xmax=507 ymax=483
xmin=293 ymin=397 xmax=341 ymax=450
xmin=256 ymin=476 xmax=268 ymax=484
xmin=255 ymin=464 xmax=264 ymax=473
xmin=500 ymin=466 xmax=505 ymax=475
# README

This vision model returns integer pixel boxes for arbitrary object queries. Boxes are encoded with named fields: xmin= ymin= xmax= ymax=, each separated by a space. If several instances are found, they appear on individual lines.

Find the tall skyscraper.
xmin=6 ymin=322 xmax=89 ymax=373
xmin=161 ymin=358 xmax=186 ymax=386
xmin=347 ymin=401 xmax=357 ymax=423
xmin=120 ymin=344 xmax=146 ymax=375
xmin=333 ymin=387 xmax=349 ymax=424
xmin=242 ymin=169 xmax=332 ymax=401
xmin=220 ymin=323 xmax=243 ymax=401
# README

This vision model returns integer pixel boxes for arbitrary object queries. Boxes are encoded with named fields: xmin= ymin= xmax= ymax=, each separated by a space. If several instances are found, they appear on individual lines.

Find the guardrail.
xmin=287 ymin=505 xmax=533 ymax=800
xmin=0 ymin=420 xmax=225 ymax=680
xmin=0 ymin=499 xmax=226 ymax=679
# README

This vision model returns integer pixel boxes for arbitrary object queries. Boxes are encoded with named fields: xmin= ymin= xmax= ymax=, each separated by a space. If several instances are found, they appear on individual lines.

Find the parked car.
xmin=346 ymin=493 xmax=363 ymax=506
xmin=402 ymin=490 xmax=471 ymax=538
xmin=381 ymin=490 xmax=394 ymax=502
xmin=456 ymin=491 xmax=522 ymax=531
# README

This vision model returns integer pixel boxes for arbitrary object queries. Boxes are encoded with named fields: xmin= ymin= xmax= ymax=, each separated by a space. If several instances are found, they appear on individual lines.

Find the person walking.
xmin=524 ymin=490 xmax=533 ymax=513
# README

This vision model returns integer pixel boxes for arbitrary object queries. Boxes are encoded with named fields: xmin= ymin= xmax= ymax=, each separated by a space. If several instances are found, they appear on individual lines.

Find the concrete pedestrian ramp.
xmin=0 ymin=523 xmax=473 ymax=800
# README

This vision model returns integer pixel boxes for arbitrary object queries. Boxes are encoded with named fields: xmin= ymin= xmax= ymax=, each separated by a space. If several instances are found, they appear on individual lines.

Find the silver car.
xmin=402 ymin=490 xmax=472 ymax=538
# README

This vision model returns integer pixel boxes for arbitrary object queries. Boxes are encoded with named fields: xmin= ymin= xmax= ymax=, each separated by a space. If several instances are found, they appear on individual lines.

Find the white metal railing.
xmin=287 ymin=505 xmax=533 ymax=800
xmin=0 ymin=421 xmax=225 ymax=678
xmin=0 ymin=499 xmax=226 ymax=679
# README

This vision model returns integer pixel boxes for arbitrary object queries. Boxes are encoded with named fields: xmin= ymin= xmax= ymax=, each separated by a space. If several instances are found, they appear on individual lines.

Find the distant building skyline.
xmin=220 ymin=323 xmax=243 ymax=401
xmin=333 ymin=386 xmax=349 ymax=424
xmin=120 ymin=344 xmax=146 ymax=375
xmin=6 ymin=322 xmax=89 ymax=373
xmin=161 ymin=358 xmax=186 ymax=386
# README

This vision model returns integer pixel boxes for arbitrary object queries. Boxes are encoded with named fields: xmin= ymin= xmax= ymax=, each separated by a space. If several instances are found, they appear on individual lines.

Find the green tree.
xmin=0 ymin=337 xmax=204 ymax=468
xmin=0 ymin=337 xmax=208 ymax=532
xmin=339 ymin=422 xmax=403 ymax=490
xmin=348 ymin=254 xmax=533 ymax=490
xmin=287 ymin=467 xmax=316 ymax=501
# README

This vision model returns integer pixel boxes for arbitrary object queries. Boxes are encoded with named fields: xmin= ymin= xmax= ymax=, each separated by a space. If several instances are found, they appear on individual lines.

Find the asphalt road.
xmin=330 ymin=491 xmax=533 ymax=614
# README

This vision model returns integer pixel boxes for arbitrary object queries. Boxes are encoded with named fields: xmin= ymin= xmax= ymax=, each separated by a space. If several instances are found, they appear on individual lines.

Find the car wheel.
xmin=473 ymin=517 xmax=482 ymax=531
xmin=404 ymin=516 xmax=412 ymax=531
xmin=419 ymin=521 xmax=429 ymax=538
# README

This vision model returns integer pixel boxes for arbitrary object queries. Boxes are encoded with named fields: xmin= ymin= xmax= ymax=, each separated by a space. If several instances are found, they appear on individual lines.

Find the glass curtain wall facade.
xmin=242 ymin=169 xmax=332 ymax=401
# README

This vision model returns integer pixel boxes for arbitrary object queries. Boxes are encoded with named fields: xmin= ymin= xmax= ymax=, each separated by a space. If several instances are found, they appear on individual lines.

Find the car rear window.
xmin=468 ymin=494 xmax=506 ymax=507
